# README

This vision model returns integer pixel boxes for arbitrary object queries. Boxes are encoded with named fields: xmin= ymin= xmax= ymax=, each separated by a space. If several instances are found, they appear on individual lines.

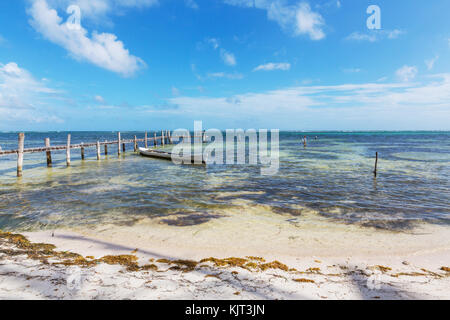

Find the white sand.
xmin=1 ymin=206 xmax=449 ymax=300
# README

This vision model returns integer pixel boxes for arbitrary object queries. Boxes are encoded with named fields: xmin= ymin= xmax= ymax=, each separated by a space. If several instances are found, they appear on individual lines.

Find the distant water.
xmin=0 ymin=131 xmax=449 ymax=231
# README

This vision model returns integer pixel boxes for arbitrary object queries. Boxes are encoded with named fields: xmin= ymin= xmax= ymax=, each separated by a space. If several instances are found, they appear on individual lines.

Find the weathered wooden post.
xmin=96 ymin=141 xmax=101 ymax=160
xmin=202 ymin=131 xmax=206 ymax=143
xmin=117 ymin=132 xmax=121 ymax=155
xmin=161 ymin=130 xmax=165 ymax=147
xmin=373 ymin=152 xmax=378 ymax=177
xmin=104 ymin=141 xmax=108 ymax=155
xmin=80 ymin=142 xmax=85 ymax=160
xmin=17 ymin=133 xmax=25 ymax=177
xmin=168 ymin=131 xmax=172 ymax=144
xmin=145 ymin=132 xmax=148 ymax=148
xmin=122 ymin=142 xmax=126 ymax=152
xmin=134 ymin=135 xmax=137 ymax=152
xmin=154 ymin=132 xmax=157 ymax=147
xmin=66 ymin=134 xmax=71 ymax=166
xmin=45 ymin=138 xmax=52 ymax=167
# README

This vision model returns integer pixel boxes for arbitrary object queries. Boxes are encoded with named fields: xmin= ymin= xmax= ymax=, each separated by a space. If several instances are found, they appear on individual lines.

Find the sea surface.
xmin=0 ymin=131 xmax=449 ymax=232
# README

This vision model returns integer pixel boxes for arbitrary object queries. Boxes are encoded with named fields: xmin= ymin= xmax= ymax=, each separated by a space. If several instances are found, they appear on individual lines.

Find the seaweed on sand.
xmin=293 ymin=278 xmax=315 ymax=283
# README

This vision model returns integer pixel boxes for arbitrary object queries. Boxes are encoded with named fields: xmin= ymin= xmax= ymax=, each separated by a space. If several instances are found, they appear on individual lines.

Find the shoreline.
xmin=1 ymin=212 xmax=449 ymax=299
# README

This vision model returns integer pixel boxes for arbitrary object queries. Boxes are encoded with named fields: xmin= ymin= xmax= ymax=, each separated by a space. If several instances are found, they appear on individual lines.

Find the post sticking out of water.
xmin=45 ymin=138 xmax=52 ymax=167
xmin=373 ymin=152 xmax=378 ymax=177
xmin=161 ymin=130 xmax=165 ymax=147
xmin=96 ymin=141 xmax=101 ymax=160
xmin=17 ymin=133 xmax=24 ymax=177
xmin=117 ymin=132 xmax=121 ymax=155
xmin=202 ymin=131 xmax=206 ymax=143
xmin=168 ymin=131 xmax=172 ymax=144
xmin=154 ymin=132 xmax=157 ymax=147
xmin=80 ymin=142 xmax=85 ymax=160
xmin=66 ymin=134 xmax=71 ymax=166
xmin=134 ymin=135 xmax=137 ymax=152
xmin=122 ymin=143 xmax=126 ymax=153
xmin=104 ymin=141 xmax=108 ymax=155
xmin=145 ymin=132 xmax=148 ymax=148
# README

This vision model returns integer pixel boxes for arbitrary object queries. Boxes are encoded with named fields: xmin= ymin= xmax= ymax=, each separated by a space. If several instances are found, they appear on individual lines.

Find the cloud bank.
xmin=28 ymin=0 xmax=146 ymax=76
xmin=253 ymin=62 xmax=291 ymax=71
xmin=224 ymin=0 xmax=325 ymax=40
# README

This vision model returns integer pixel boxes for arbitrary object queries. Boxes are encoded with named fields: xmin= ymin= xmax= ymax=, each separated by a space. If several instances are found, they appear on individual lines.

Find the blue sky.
xmin=0 ymin=0 xmax=449 ymax=131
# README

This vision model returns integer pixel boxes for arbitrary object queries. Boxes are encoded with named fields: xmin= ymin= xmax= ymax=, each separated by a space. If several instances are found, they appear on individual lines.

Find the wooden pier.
xmin=0 ymin=131 xmax=193 ymax=177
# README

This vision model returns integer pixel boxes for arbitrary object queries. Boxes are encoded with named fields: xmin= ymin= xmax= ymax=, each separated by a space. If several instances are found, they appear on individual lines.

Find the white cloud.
xmin=224 ymin=1 xmax=326 ymax=40
xmin=42 ymin=0 xmax=159 ymax=22
xmin=220 ymin=49 xmax=236 ymax=66
xmin=27 ymin=0 xmax=146 ymax=76
xmin=164 ymin=74 xmax=450 ymax=129
xmin=396 ymin=65 xmax=418 ymax=82
xmin=294 ymin=3 xmax=325 ymax=40
xmin=172 ymin=86 xmax=180 ymax=96
xmin=207 ymin=72 xmax=243 ymax=79
xmin=206 ymin=38 xmax=220 ymax=50
xmin=345 ymin=32 xmax=377 ymax=42
xmin=185 ymin=0 xmax=198 ymax=9
xmin=0 ymin=62 xmax=64 ymax=125
xmin=253 ymin=62 xmax=291 ymax=71
xmin=343 ymin=68 xmax=362 ymax=73
xmin=203 ymin=38 xmax=237 ymax=66
xmin=346 ymin=29 xmax=404 ymax=42
xmin=94 ymin=95 xmax=105 ymax=103
xmin=387 ymin=29 xmax=404 ymax=39
xmin=425 ymin=56 xmax=439 ymax=71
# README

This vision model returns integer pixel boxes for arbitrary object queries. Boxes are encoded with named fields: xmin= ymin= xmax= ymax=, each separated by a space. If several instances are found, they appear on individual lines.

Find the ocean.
xmin=0 ymin=131 xmax=449 ymax=232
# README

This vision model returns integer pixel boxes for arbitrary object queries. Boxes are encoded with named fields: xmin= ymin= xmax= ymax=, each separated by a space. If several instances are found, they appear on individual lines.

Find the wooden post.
xmin=66 ymin=134 xmax=71 ymax=166
xmin=80 ymin=142 xmax=85 ymax=160
xmin=145 ymin=132 xmax=148 ymax=148
xmin=161 ymin=130 xmax=165 ymax=147
xmin=168 ymin=131 xmax=172 ymax=144
xmin=122 ymin=143 xmax=126 ymax=152
xmin=96 ymin=141 xmax=101 ymax=160
xmin=45 ymin=138 xmax=52 ymax=167
xmin=154 ymin=132 xmax=157 ymax=147
xmin=117 ymin=132 xmax=121 ymax=155
xmin=202 ymin=131 xmax=206 ymax=143
xmin=104 ymin=141 xmax=108 ymax=155
xmin=134 ymin=135 xmax=137 ymax=152
xmin=373 ymin=152 xmax=378 ymax=177
xmin=17 ymin=133 xmax=24 ymax=177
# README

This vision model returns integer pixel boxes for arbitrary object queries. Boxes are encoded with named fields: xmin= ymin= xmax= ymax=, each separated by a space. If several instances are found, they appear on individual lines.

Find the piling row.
xmin=2 ymin=131 xmax=188 ymax=177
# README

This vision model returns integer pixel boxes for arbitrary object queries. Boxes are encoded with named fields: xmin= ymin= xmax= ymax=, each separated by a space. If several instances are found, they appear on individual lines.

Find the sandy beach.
xmin=1 ymin=206 xmax=449 ymax=300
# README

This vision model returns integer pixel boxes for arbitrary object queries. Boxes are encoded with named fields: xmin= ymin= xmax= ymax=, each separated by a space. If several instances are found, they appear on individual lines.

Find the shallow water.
xmin=0 ymin=131 xmax=449 ymax=232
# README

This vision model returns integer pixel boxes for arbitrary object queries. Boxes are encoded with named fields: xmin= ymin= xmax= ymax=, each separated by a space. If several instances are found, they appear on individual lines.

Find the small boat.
xmin=138 ymin=147 xmax=206 ymax=165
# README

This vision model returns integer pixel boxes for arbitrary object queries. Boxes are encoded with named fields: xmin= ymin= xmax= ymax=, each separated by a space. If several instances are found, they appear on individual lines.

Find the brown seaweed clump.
xmin=199 ymin=257 xmax=291 ymax=272
xmin=200 ymin=257 xmax=249 ymax=269
xmin=259 ymin=260 xmax=289 ymax=272
xmin=373 ymin=265 xmax=392 ymax=273
xmin=0 ymin=230 xmax=299 ymax=275
xmin=246 ymin=256 xmax=266 ymax=262
xmin=293 ymin=278 xmax=315 ymax=283
xmin=440 ymin=267 xmax=450 ymax=272
xmin=100 ymin=255 xmax=140 ymax=271
xmin=155 ymin=258 xmax=198 ymax=272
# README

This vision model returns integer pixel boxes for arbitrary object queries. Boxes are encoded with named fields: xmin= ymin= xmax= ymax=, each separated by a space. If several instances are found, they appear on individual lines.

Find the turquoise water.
xmin=0 ymin=131 xmax=449 ymax=231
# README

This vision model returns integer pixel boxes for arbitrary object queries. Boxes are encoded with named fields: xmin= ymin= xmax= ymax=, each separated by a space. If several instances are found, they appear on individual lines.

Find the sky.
xmin=0 ymin=0 xmax=449 ymax=131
